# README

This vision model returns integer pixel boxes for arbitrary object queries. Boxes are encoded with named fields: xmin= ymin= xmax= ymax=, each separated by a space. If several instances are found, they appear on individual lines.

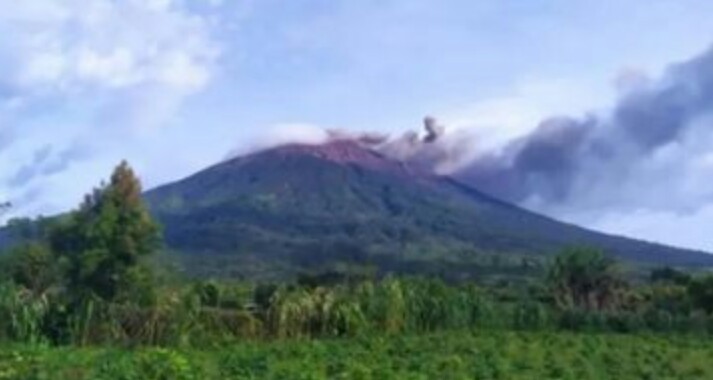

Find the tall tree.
xmin=52 ymin=161 xmax=161 ymax=302
xmin=547 ymin=247 xmax=624 ymax=311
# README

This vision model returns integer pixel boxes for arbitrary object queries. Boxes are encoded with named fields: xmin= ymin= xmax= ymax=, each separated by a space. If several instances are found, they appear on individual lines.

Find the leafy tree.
xmin=51 ymin=161 xmax=161 ymax=303
xmin=687 ymin=275 xmax=713 ymax=314
xmin=547 ymin=247 xmax=625 ymax=311
xmin=642 ymin=283 xmax=691 ymax=315
xmin=4 ymin=243 xmax=58 ymax=296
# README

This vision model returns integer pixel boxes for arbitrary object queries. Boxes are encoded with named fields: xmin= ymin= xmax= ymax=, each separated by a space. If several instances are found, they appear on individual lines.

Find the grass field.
xmin=1 ymin=331 xmax=711 ymax=380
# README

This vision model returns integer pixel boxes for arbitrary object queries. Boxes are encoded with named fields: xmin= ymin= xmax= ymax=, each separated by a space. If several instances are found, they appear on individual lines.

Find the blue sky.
xmin=2 ymin=0 xmax=713 ymax=250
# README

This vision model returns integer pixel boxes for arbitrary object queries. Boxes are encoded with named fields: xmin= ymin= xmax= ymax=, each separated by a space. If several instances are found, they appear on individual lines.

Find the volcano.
xmin=144 ymin=139 xmax=713 ymax=279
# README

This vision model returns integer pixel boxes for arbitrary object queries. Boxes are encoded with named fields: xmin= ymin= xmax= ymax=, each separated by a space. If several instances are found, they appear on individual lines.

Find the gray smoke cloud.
xmin=423 ymin=116 xmax=445 ymax=143
xmin=455 ymin=44 xmax=713 ymax=214
xmin=375 ymin=116 xmax=476 ymax=173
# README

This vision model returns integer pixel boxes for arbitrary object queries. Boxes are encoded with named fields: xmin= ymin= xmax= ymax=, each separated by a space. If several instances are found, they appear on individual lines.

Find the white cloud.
xmin=0 ymin=0 xmax=222 ymax=221
xmin=1 ymin=0 xmax=219 ymax=94
xmin=227 ymin=123 xmax=331 ymax=159
xmin=76 ymin=48 xmax=140 ymax=88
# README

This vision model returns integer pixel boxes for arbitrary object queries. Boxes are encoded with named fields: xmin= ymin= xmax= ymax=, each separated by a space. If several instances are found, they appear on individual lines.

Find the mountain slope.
xmin=144 ymin=140 xmax=713 ymax=279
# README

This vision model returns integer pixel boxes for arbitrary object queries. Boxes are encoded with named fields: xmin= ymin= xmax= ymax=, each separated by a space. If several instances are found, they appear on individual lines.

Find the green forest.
xmin=1 ymin=162 xmax=713 ymax=379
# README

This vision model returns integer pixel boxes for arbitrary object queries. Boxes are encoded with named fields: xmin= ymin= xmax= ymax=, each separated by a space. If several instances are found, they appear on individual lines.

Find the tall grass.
xmin=0 ymin=277 xmax=712 ymax=348
xmin=0 ymin=284 xmax=49 ymax=345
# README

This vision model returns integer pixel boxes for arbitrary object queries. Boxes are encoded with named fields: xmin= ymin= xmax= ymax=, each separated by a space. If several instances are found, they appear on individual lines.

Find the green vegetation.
xmin=1 ymin=331 xmax=712 ymax=379
xmin=2 ymin=162 xmax=713 ymax=378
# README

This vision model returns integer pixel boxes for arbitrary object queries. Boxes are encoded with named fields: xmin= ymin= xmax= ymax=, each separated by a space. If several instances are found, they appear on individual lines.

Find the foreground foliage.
xmin=3 ymin=272 xmax=713 ymax=347
xmin=0 ymin=331 xmax=711 ymax=380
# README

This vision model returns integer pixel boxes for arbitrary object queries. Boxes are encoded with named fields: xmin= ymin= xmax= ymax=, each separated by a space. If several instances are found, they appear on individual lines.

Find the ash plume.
xmin=375 ymin=116 xmax=475 ymax=173
xmin=456 ymin=44 xmax=713 ymax=213
xmin=423 ymin=116 xmax=445 ymax=143
xmin=232 ymin=40 xmax=713 ymax=219
xmin=233 ymin=116 xmax=468 ymax=174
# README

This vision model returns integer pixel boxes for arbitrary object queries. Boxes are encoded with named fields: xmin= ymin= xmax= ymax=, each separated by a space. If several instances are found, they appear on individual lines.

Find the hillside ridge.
xmin=141 ymin=140 xmax=713 ymax=279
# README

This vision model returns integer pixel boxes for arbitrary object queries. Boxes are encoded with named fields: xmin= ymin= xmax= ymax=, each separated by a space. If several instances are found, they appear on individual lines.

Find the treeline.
xmin=3 ymin=261 xmax=713 ymax=347
xmin=1 ymin=162 xmax=713 ymax=347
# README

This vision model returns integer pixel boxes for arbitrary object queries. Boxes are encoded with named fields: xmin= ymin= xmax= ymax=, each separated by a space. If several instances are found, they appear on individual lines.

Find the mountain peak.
xmin=273 ymin=139 xmax=383 ymax=164
xmin=235 ymin=139 xmax=429 ymax=178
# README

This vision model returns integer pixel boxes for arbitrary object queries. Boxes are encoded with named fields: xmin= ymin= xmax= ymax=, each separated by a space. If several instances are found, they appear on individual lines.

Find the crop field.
xmin=0 ymin=331 xmax=711 ymax=380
